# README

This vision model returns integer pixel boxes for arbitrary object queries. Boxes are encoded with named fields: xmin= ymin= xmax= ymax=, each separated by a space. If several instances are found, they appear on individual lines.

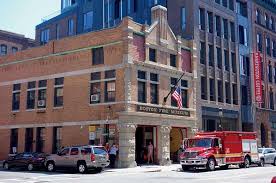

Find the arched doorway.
xmin=170 ymin=128 xmax=183 ymax=162
xmin=261 ymin=123 xmax=266 ymax=147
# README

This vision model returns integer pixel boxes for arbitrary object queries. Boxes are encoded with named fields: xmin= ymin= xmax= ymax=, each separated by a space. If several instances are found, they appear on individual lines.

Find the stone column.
xmin=157 ymin=125 xmax=171 ymax=166
xmin=117 ymin=123 xmax=137 ymax=168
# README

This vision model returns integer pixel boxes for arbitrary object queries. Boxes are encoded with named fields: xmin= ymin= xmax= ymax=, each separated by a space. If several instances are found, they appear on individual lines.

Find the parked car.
xmin=3 ymin=152 xmax=48 ymax=171
xmin=258 ymin=148 xmax=276 ymax=166
xmin=45 ymin=145 xmax=110 ymax=173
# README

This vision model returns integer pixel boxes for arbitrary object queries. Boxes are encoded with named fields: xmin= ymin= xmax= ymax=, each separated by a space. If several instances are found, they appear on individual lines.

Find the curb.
xmin=143 ymin=169 xmax=162 ymax=173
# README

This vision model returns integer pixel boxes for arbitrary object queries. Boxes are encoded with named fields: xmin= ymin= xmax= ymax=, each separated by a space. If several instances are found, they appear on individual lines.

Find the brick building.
xmin=0 ymin=30 xmax=35 ymax=56
xmin=0 ymin=6 xmax=197 ymax=167
xmin=250 ymin=0 xmax=276 ymax=147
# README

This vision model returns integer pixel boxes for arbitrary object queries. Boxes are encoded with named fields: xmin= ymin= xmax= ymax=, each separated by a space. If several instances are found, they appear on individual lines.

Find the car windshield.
xmin=188 ymin=138 xmax=212 ymax=148
xmin=94 ymin=147 xmax=107 ymax=155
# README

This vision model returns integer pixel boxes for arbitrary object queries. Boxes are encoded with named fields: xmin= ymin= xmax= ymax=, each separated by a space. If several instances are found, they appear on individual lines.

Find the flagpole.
xmin=163 ymin=71 xmax=186 ymax=105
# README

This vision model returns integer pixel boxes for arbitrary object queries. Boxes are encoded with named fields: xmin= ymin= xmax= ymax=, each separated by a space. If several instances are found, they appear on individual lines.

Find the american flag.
xmin=172 ymin=86 xmax=182 ymax=108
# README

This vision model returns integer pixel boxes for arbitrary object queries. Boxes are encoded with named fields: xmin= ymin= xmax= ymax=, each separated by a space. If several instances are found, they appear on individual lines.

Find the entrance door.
xmin=170 ymin=128 xmax=183 ymax=162
xmin=135 ymin=127 xmax=144 ymax=164
xmin=261 ymin=123 xmax=266 ymax=147
xmin=25 ymin=128 xmax=33 ymax=152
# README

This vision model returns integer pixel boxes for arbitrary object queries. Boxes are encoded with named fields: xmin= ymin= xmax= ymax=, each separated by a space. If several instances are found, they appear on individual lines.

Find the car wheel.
xmin=259 ymin=159 xmax=265 ymax=167
xmin=207 ymin=158 xmax=216 ymax=171
xmin=46 ymin=162 xmax=55 ymax=172
xmin=244 ymin=156 xmax=250 ymax=168
xmin=78 ymin=162 xmax=87 ymax=174
xmin=273 ymin=158 xmax=276 ymax=166
xmin=3 ymin=163 xmax=10 ymax=170
xmin=27 ymin=163 xmax=34 ymax=171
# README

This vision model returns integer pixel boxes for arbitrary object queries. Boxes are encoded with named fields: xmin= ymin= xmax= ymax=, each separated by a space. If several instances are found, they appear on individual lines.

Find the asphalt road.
xmin=0 ymin=165 xmax=275 ymax=183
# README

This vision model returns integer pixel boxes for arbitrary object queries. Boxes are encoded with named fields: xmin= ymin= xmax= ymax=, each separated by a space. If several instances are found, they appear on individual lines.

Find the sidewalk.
xmin=104 ymin=164 xmax=180 ymax=174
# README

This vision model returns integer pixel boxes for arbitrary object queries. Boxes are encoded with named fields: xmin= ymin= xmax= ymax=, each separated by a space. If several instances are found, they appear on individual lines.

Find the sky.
xmin=0 ymin=0 xmax=60 ymax=39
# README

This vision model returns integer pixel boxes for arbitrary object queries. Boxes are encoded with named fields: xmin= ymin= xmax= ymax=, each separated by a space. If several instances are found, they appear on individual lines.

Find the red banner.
xmin=253 ymin=52 xmax=262 ymax=103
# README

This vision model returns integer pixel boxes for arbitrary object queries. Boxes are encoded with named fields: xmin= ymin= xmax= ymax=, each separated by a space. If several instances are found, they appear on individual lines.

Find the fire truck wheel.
xmin=207 ymin=158 xmax=216 ymax=171
xmin=273 ymin=158 xmax=276 ymax=166
xmin=244 ymin=156 xmax=250 ymax=168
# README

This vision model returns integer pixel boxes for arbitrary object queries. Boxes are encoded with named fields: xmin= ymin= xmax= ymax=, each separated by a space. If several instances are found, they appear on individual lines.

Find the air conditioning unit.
xmin=90 ymin=94 xmax=99 ymax=102
xmin=37 ymin=100 xmax=46 ymax=107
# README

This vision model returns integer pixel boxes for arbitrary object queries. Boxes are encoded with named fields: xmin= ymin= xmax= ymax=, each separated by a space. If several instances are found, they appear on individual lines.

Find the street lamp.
xmin=218 ymin=108 xmax=223 ymax=131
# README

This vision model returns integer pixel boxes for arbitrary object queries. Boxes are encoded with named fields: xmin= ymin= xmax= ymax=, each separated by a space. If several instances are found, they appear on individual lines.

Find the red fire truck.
xmin=179 ymin=131 xmax=261 ymax=171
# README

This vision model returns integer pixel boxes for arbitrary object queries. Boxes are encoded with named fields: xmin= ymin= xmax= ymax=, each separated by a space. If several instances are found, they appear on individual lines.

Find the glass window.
xmin=209 ymin=78 xmax=215 ymax=101
xmin=223 ymin=18 xmax=228 ymax=40
xmin=52 ymin=127 xmax=62 ymax=153
xmin=54 ymin=87 xmax=63 ymax=107
xmin=138 ymin=70 xmax=146 ymax=80
xmin=93 ymin=147 xmax=107 ymax=154
xmin=40 ymin=29 xmax=49 ymax=45
xmin=217 ymin=47 xmax=222 ymax=69
xmin=91 ymin=72 xmax=101 ymax=81
xmin=10 ymin=129 xmax=18 ymax=154
xmin=209 ymin=44 xmax=214 ymax=66
xmin=207 ymin=12 xmax=213 ymax=33
xmin=170 ymin=54 xmax=177 ymax=67
xmin=39 ymin=80 xmax=47 ymax=88
xmin=12 ymin=47 xmax=18 ymax=53
xmin=199 ymin=8 xmax=205 ymax=30
xmin=84 ymin=11 xmax=93 ymax=30
xmin=105 ymin=81 xmax=116 ymax=102
xmin=68 ymin=19 xmax=74 ymax=36
xmin=201 ymin=77 xmax=207 ymax=100
xmin=27 ymin=90 xmax=36 ymax=109
xmin=90 ymin=82 xmax=101 ymax=104
xmin=138 ymin=81 xmax=146 ymax=103
xmin=215 ymin=15 xmax=221 ymax=37
xmin=150 ymin=83 xmax=158 ymax=104
xmin=105 ymin=70 xmax=116 ymax=79
xmin=200 ymin=42 xmax=206 ymax=64
xmin=12 ymin=84 xmax=21 ymax=111
xmin=92 ymin=47 xmax=104 ymax=65
xmin=224 ymin=50 xmax=229 ymax=71
xmin=60 ymin=148 xmax=70 ymax=156
xmin=0 ymin=44 xmax=7 ymax=55
xmin=181 ymin=7 xmax=186 ymax=31
xmin=149 ymin=48 xmax=156 ymax=62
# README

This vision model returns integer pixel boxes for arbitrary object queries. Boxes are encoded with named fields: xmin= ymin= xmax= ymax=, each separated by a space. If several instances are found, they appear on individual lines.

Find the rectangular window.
xmin=10 ymin=129 xmax=18 ymax=154
xmin=270 ymin=91 xmax=274 ymax=110
xmin=12 ymin=84 xmax=21 ymax=111
xmin=150 ymin=73 xmax=159 ymax=104
xmin=223 ymin=18 xmax=228 ymax=40
xmin=215 ymin=15 xmax=221 ymax=37
xmin=68 ymin=19 xmax=74 ymax=36
xmin=40 ymin=29 xmax=49 ymax=45
xmin=138 ymin=71 xmax=147 ymax=103
xmin=222 ymin=0 xmax=228 ymax=7
xmin=257 ymin=33 xmax=262 ymax=52
xmin=209 ymin=78 xmax=215 ymax=101
xmin=105 ymin=70 xmax=116 ymax=102
xmin=231 ymin=52 xmax=236 ymax=73
xmin=215 ymin=0 xmax=220 ymax=4
xmin=232 ymin=84 xmax=238 ymax=105
xmin=273 ymin=41 xmax=276 ymax=58
xmin=37 ymin=80 xmax=47 ymax=109
xmin=115 ymin=0 xmax=121 ymax=19
xmin=236 ymin=1 xmax=248 ymax=17
xmin=209 ymin=44 xmax=214 ymax=66
xmin=199 ymin=8 xmax=205 ymax=30
xmin=218 ymin=80 xmax=223 ymax=102
xmin=170 ymin=54 xmax=177 ymax=67
xmin=269 ymin=64 xmax=273 ymax=83
xmin=200 ymin=42 xmax=206 ymax=64
xmin=266 ymin=37 xmax=271 ymax=56
xmin=54 ymin=78 xmax=64 ymax=107
xmin=84 ymin=11 xmax=93 ymax=30
xmin=217 ymin=47 xmax=222 ymax=69
xmin=225 ymin=82 xmax=231 ymax=104
xmin=207 ymin=12 xmax=213 ymax=33
xmin=92 ymin=47 xmax=104 ymax=65
xmin=133 ymin=0 xmax=138 ymax=12
xmin=52 ymin=127 xmax=62 ymax=153
xmin=240 ymin=55 xmax=246 ymax=75
xmin=224 ymin=50 xmax=229 ymax=71
xmin=149 ymin=48 xmax=156 ymax=62
xmin=12 ymin=47 xmax=18 ymax=53
xmin=181 ymin=7 xmax=186 ymax=31
xmin=230 ymin=22 xmax=235 ymax=42
xmin=229 ymin=0 xmax=234 ymax=10
xmin=241 ymin=85 xmax=248 ymax=105
xmin=171 ymin=78 xmax=177 ymax=107
xmin=201 ymin=77 xmax=207 ymax=100
xmin=26 ymin=81 xmax=36 ymax=110
xmin=90 ymin=72 xmax=101 ymax=104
